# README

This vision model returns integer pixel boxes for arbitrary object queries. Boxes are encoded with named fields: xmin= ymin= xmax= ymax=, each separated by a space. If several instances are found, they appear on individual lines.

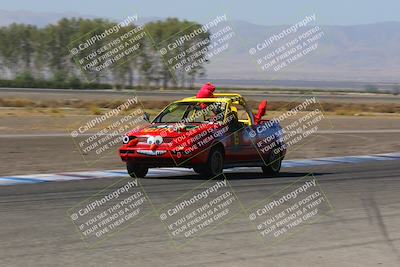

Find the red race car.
xmin=119 ymin=93 xmax=286 ymax=178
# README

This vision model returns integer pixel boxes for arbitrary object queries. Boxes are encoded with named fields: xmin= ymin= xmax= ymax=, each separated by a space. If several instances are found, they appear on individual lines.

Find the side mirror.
xmin=143 ymin=112 xmax=150 ymax=122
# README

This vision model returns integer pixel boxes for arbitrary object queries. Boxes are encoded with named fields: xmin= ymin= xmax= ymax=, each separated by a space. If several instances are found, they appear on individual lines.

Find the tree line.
xmin=0 ymin=17 xmax=210 ymax=89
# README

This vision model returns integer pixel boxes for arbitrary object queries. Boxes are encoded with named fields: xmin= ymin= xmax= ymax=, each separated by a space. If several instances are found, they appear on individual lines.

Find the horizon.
xmin=2 ymin=8 xmax=400 ymax=28
xmin=1 ymin=0 xmax=400 ymax=26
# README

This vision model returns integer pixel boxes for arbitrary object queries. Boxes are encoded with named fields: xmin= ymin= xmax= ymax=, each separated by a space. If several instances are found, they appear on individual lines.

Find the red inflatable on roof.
xmin=196 ymin=82 xmax=216 ymax=98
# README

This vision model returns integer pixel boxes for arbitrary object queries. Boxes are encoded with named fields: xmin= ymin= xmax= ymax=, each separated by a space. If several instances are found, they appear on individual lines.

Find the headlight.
xmin=122 ymin=135 xmax=130 ymax=144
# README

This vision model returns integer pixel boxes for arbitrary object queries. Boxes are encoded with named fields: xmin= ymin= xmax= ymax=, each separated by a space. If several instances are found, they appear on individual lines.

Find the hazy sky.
xmin=1 ymin=0 xmax=399 ymax=25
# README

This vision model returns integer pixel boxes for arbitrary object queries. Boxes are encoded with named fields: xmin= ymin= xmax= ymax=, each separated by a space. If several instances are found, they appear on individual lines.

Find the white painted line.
xmin=0 ymin=151 xmax=399 ymax=186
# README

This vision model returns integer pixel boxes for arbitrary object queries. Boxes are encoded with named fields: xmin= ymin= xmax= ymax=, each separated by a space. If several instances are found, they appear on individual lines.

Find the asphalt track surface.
xmin=0 ymin=160 xmax=399 ymax=267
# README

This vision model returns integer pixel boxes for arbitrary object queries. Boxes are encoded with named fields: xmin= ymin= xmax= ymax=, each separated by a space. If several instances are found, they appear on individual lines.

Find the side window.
xmin=231 ymin=104 xmax=251 ymax=125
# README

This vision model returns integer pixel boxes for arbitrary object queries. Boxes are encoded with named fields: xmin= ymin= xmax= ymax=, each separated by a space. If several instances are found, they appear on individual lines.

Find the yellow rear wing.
xmin=213 ymin=93 xmax=242 ymax=98
xmin=178 ymin=93 xmax=243 ymax=103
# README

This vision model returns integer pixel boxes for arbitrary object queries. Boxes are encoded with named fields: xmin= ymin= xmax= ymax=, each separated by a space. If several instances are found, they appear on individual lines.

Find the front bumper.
xmin=119 ymin=147 xmax=209 ymax=167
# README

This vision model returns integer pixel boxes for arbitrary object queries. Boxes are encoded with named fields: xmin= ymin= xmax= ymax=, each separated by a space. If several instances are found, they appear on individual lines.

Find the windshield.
xmin=153 ymin=102 xmax=226 ymax=123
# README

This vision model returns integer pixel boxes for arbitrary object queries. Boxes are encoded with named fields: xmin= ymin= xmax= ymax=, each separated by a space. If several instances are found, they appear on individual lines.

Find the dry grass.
xmin=246 ymin=100 xmax=400 ymax=114
xmin=88 ymin=104 xmax=103 ymax=115
xmin=0 ymin=98 xmax=35 ymax=107
xmin=0 ymin=97 xmax=399 ymax=115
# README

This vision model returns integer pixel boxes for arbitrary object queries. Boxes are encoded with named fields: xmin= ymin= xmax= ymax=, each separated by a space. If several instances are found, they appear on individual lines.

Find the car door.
xmin=225 ymin=103 xmax=259 ymax=163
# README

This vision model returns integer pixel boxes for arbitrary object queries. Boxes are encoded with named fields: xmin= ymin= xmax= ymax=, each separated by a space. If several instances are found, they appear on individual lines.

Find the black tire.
xmin=199 ymin=146 xmax=224 ymax=177
xmin=262 ymin=151 xmax=282 ymax=176
xmin=127 ymin=162 xmax=148 ymax=178
xmin=193 ymin=166 xmax=205 ymax=174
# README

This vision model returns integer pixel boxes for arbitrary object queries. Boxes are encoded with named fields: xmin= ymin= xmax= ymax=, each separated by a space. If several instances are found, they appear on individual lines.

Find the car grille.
xmin=120 ymin=150 xmax=135 ymax=154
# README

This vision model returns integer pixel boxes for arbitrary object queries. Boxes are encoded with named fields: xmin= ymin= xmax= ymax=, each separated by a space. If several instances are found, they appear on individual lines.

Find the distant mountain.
xmin=204 ymin=20 xmax=400 ymax=83
xmin=1 ymin=9 xmax=399 ymax=83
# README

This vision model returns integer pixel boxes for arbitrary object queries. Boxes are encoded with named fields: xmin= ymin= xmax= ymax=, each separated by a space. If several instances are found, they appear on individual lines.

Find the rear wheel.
xmin=262 ymin=151 xmax=282 ymax=176
xmin=127 ymin=162 xmax=148 ymax=178
xmin=200 ymin=147 xmax=224 ymax=177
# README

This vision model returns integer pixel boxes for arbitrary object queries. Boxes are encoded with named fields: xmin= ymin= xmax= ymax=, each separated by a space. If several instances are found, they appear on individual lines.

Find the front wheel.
xmin=193 ymin=166 xmax=205 ymax=174
xmin=127 ymin=162 xmax=148 ymax=178
xmin=262 ymin=151 xmax=282 ymax=176
xmin=200 ymin=147 xmax=224 ymax=177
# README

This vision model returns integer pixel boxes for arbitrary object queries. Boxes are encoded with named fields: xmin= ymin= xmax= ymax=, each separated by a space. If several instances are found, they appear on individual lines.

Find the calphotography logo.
xmin=246 ymin=175 xmax=333 ymax=247
xmin=67 ymin=97 xmax=147 ymax=165
xmin=248 ymin=14 xmax=324 ymax=72
xmin=247 ymin=96 xmax=333 ymax=168
xmin=67 ymin=178 xmax=152 ymax=247
xmin=152 ymin=174 xmax=244 ymax=248
xmin=68 ymin=14 xmax=148 ymax=81
xmin=154 ymin=14 xmax=236 ymax=80
xmin=250 ymin=14 xmax=317 ymax=54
